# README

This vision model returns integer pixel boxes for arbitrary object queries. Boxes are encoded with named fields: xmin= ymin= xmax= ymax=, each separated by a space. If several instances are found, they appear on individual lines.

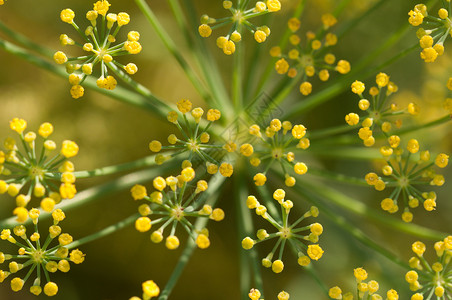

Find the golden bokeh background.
xmin=0 ymin=0 xmax=451 ymax=299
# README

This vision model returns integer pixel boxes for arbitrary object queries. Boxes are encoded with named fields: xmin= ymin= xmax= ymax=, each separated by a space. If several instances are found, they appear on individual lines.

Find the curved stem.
xmin=299 ymin=184 xmax=410 ymax=269
xmin=0 ymin=162 xmax=177 ymax=228
xmin=133 ymin=0 xmax=224 ymax=112
xmin=295 ymin=178 xmax=448 ymax=240
xmin=74 ymin=154 xmax=159 ymax=178
xmin=0 ymin=38 xmax=170 ymax=119
xmin=158 ymin=174 xmax=226 ymax=300
xmin=67 ymin=213 xmax=139 ymax=249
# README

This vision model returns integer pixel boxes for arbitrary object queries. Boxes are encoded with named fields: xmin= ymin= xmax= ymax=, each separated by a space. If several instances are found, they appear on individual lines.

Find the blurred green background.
xmin=0 ymin=0 xmax=451 ymax=299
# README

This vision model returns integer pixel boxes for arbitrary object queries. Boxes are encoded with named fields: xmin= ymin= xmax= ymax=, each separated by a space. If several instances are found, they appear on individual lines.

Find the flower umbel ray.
xmin=0 ymin=209 xmax=85 ymax=296
xmin=406 ymin=237 xmax=452 ymax=300
xmin=0 ymin=118 xmax=78 ymax=221
xmin=365 ymin=136 xmax=448 ymax=222
xmin=242 ymin=188 xmax=323 ymax=274
xmin=198 ymin=0 xmax=281 ymax=55
xmin=149 ymin=99 xmax=234 ymax=178
xmin=240 ymin=118 xmax=309 ymax=187
xmin=130 ymin=166 xmax=225 ymax=250
xmin=54 ymin=0 xmax=141 ymax=98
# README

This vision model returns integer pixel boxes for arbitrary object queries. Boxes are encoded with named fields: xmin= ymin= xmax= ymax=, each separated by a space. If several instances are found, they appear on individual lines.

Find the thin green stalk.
xmin=180 ymin=0 xmax=234 ymax=120
xmin=233 ymin=31 xmax=244 ymax=111
xmin=335 ymin=0 xmax=389 ymax=39
xmin=67 ymin=213 xmax=140 ymax=249
xmin=0 ymin=162 xmax=177 ymax=228
xmin=0 ymin=19 xmax=53 ymax=57
xmin=236 ymin=167 xmax=264 ymax=298
xmin=315 ymin=114 xmax=452 ymax=148
xmin=298 ymin=184 xmax=410 ymax=269
xmin=253 ymin=0 xmax=306 ymax=98
xmin=295 ymin=178 xmax=448 ymax=240
xmin=308 ymin=124 xmax=355 ymax=140
xmin=304 ymin=264 xmax=330 ymax=296
xmin=133 ymin=0 xmax=221 ymax=111
xmin=243 ymin=13 xmax=270 ymax=102
xmin=306 ymin=168 xmax=368 ymax=186
xmin=74 ymin=154 xmax=160 ymax=178
xmin=393 ymin=114 xmax=452 ymax=136
xmin=166 ymin=0 xmax=231 ymax=114
xmin=303 ymin=146 xmax=381 ymax=161
xmin=0 ymin=38 xmax=171 ymax=119
xmin=108 ymin=62 xmax=172 ymax=111
xmin=158 ymin=174 xmax=226 ymax=300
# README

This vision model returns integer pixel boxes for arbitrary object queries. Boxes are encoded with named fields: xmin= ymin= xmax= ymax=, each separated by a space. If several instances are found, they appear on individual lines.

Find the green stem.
xmin=320 ymin=114 xmax=452 ymax=147
xmin=0 ymin=19 xmax=53 ymax=57
xmin=67 ymin=213 xmax=140 ymax=249
xmin=133 ymin=0 xmax=221 ymax=111
xmin=233 ymin=30 xmax=244 ymax=111
xmin=0 ymin=162 xmax=177 ymax=228
xmin=180 ymin=0 xmax=234 ymax=120
xmin=74 ymin=154 xmax=159 ymax=178
xmin=304 ymin=146 xmax=381 ymax=161
xmin=158 ymin=174 xmax=226 ymax=300
xmin=236 ymin=166 xmax=264 ymax=298
xmin=0 ymin=38 xmax=170 ymax=119
xmin=299 ymin=184 xmax=410 ymax=269
xmin=308 ymin=124 xmax=354 ymax=140
xmin=253 ymin=0 xmax=306 ymax=98
xmin=296 ymin=178 xmax=448 ymax=240
xmin=108 ymin=61 xmax=172 ymax=112
xmin=307 ymin=167 xmax=368 ymax=186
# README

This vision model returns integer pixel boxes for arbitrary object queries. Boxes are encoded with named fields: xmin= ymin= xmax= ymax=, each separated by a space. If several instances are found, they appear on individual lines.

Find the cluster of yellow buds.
xmin=0 ymin=209 xmax=85 ymax=296
xmin=0 ymin=118 xmax=78 ymax=221
xmin=348 ymin=73 xmax=419 ymax=147
xmin=240 ymin=118 xmax=309 ymax=187
xmin=408 ymin=4 xmax=450 ymax=63
xmin=129 ymin=280 xmax=160 ymax=300
xmin=242 ymin=189 xmax=324 ymax=273
xmin=271 ymin=15 xmax=351 ymax=96
xmin=150 ymin=99 xmax=234 ymax=178
xmin=248 ymin=288 xmax=290 ymax=300
xmin=0 ymin=0 xmax=6 ymax=5
xmin=130 ymin=165 xmax=225 ymax=250
xmin=198 ymin=0 xmax=281 ymax=55
xmin=54 ymin=0 xmax=141 ymax=98
xmin=406 ymin=237 xmax=452 ymax=300
xmin=329 ymin=267 xmax=399 ymax=299
xmin=365 ymin=137 xmax=449 ymax=222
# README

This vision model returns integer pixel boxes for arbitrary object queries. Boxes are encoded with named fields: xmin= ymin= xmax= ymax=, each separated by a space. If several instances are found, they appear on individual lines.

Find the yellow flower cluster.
xmin=271 ymin=15 xmax=350 ymax=96
xmin=242 ymin=188 xmax=323 ymax=273
xmin=348 ymin=73 xmax=419 ymax=147
xmin=0 ymin=118 xmax=78 ymax=221
xmin=198 ymin=0 xmax=282 ymax=55
xmin=54 ymin=0 xmax=141 ymax=98
xmin=408 ymin=4 xmax=450 ymax=63
xmin=150 ymin=99 xmax=234 ymax=177
xmin=129 ymin=280 xmax=160 ymax=300
xmin=248 ymin=288 xmax=290 ymax=300
xmin=130 ymin=165 xmax=224 ymax=250
xmin=365 ymin=137 xmax=448 ymax=222
xmin=241 ymin=118 xmax=309 ymax=187
xmin=0 ymin=209 xmax=85 ymax=296
xmin=329 ymin=267 xmax=399 ymax=299
xmin=406 ymin=237 xmax=452 ymax=300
